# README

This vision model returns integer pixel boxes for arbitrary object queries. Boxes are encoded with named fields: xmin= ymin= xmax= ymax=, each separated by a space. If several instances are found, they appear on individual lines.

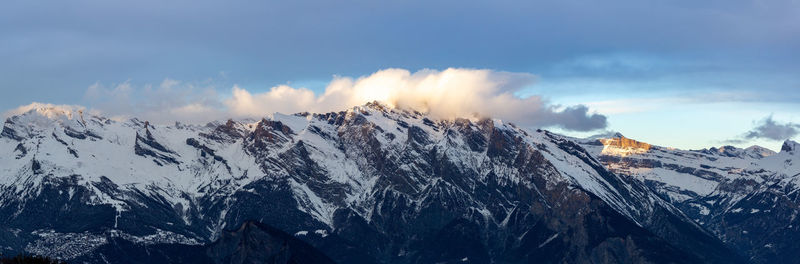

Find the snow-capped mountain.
xmin=0 ymin=103 xmax=741 ymax=263
xmin=579 ymin=134 xmax=800 ymax=263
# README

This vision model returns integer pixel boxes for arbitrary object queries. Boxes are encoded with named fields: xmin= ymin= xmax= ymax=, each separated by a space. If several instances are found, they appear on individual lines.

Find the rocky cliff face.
xmin=598 ymin=136 xmax=652 ymax=157
xmin=580 ymin=134 xmax=800 ymax=263
xmin=0 ymin=103 xmax=741 ymax=263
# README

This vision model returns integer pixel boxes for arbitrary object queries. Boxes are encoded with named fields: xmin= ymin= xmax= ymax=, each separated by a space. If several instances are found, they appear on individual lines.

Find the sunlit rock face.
xmin=0 ymin=102 xmax=742 ymax=263
xmin=580 ymin=135 xmax=800 ymax=264
xmin=599 ymin=136 xmax=652 ymax=157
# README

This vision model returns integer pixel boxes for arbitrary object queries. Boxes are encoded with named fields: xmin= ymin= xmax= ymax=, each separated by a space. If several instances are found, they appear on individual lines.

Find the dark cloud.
xmin=543 ymin=105 xmax=608 ymax=132
xmin=743 ymin=116 xmax=800 ymax=141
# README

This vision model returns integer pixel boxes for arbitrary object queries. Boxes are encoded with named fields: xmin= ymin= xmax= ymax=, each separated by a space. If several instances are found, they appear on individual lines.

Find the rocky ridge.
xmin=579 ymin=134 xmax=800 ymax=263
xmin=0 ymin=103 xmax=743 ymax=263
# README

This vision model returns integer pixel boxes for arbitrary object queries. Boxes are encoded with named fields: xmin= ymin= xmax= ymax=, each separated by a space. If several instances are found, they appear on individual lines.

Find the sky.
xmin=1 ymin=0 xmax=799 ymax=151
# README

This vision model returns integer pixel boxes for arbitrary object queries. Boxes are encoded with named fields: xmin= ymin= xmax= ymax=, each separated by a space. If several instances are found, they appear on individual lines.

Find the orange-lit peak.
xmin=600 ymin=136 xmax=651 ymax=157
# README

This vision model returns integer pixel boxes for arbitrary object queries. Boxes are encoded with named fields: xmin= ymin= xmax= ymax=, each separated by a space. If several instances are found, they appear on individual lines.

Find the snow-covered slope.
xmin=579 ymin=134 xmax=799 ymax=263
xmin=0 ymin=103 xmax=740 ymax=263
xmin=578 ymin=135 xmax=769 ymax=217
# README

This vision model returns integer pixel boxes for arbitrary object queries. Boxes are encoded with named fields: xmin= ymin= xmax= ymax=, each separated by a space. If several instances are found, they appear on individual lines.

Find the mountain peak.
xmin=358 ymin=100 xmax=422 ymax=117
xmin=697 ymin=145 xmax=775 ymax=159
xmin=598 ymin=135 xmax=652 ymax=157
xmin=363 ymin=100 xmax=392 ymax=111
xmin=781 ymin=140 xmax=799 ymax=153
xmin=6 ymin=102 xmax=88 ymax=121
xmin=744 ymin=145 xmax=777 ymax=158
xmin=2 ymin=103 xmax=97 ymax=141
xmin=587 ymin=131 xmax=625 ymax=140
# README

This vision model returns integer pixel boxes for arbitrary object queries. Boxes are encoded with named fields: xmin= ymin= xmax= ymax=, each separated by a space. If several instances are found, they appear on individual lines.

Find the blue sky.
xmin=1 ymin=0 xmax=799 ymax=150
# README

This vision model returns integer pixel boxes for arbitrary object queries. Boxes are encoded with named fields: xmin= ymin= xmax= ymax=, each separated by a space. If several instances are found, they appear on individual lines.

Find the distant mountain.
xmin=0 ymin=102 xmax=743 ymax=263
xmin=579 ymin=134 xmax=799 ymax=263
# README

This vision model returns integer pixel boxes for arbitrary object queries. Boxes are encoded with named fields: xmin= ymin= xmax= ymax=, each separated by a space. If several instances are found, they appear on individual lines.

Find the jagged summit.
xmin=4 ymin=102 xmax=90 ymax=122
xmin=580 ymin=128 xmax=780 ymax=159
xmin=595 ymin=135 xmax=652 ymax=157
xmin=781 ymin=139 xmax=799 ymax=153
xmin=3 ymin=101 xmax=784 ymax=161
xmin=2 ymin=101 xmax=437 ymax=132
xmin=586 ymin=131 xmax=625 ymax=140
xmin=2 ymin=104 xmax=96 ymax=142
xmin=699 ymin=144 xmax=776 ymax=159
xmin=744 ymin=145 xmax=777 ymax=158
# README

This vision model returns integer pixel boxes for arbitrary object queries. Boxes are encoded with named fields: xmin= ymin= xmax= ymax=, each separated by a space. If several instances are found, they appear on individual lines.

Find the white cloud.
xmin=225 ymin=68 xmax=607 ymax=131
xmin=227 ymin=85 xmax=317 ymax=117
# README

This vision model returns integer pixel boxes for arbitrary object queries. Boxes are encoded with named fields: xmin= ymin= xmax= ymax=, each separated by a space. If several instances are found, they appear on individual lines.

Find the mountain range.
xmin=0 ymin=102 xmax=797 ymax=263
xmin=576 ymin=134 xmax=800 ymax=263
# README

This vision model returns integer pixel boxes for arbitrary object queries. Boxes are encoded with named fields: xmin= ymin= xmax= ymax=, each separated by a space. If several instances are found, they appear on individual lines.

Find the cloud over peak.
xmin=70 ymin=68 xmax=607 ymax=131
xmin=225 ymin=68 xmax=606 ymax=131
